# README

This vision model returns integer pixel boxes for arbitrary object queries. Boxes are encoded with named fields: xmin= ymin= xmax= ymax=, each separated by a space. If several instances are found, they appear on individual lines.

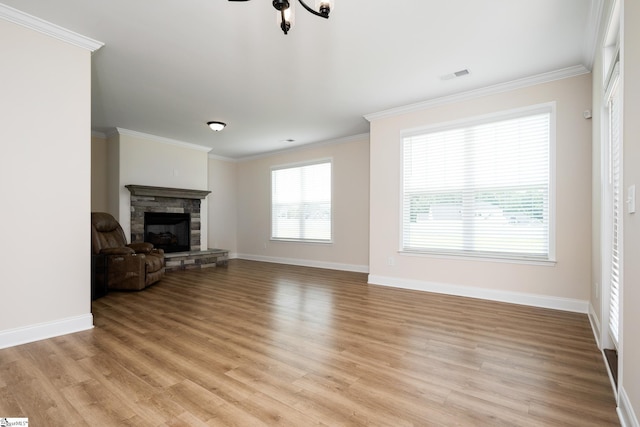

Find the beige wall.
xmin=236 ymin=137 xmax=370 ymax=271
xmin=368 ymin=74 xmax=593 ymax=310
xmin=0 ymin=19 xmax=94 ymax=345
xmin=91 ymin=134 xmax=109 ymax=212
xmin=207 ymin=157 xmax=238 ymax=255
xmin=621 ymin=0 xmax=640 ymax=421
xmin=111 ymin=130 xmax=211 ymax=247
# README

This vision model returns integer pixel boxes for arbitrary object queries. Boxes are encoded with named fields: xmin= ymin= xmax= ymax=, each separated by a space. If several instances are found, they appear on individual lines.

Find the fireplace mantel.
xmin=125 ymin=185 xmax=211 ymax=200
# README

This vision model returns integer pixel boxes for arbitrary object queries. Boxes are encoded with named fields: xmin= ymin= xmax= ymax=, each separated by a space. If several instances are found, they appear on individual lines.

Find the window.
xmin=401 ymin=105 xmax=554 ymax=261
xmin=601 ymin=0 xmax=621 ymax=353
xmin=606 ymin=62 xmax=621 ymax=347
xmin=271 ymin=160 xmax=332 ymax=242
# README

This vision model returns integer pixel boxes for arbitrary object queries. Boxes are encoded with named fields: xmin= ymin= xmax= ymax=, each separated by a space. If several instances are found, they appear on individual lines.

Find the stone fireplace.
xmin=125 ymin=185 xmax=228 ymax=271
xmin=126 ymin=185 xmax=211 ymax=251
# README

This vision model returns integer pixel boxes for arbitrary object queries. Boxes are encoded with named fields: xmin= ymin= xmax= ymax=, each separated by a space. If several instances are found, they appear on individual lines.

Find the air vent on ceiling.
xmin=441 ymin=68 xmax=471 ymax=81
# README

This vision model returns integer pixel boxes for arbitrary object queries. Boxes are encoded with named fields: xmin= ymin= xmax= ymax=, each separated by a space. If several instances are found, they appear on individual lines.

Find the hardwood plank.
xmin=0 ymin=260 xmax=619 ymax=426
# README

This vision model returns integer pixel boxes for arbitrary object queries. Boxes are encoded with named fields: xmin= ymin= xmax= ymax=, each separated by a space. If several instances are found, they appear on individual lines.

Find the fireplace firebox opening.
xmin=144 ymin=212 xmax=191 ymax=253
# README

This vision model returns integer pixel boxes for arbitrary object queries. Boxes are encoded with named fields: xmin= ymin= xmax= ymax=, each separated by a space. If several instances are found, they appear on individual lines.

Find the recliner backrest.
xmin=91 ymin=212 xmax=128 ymax=255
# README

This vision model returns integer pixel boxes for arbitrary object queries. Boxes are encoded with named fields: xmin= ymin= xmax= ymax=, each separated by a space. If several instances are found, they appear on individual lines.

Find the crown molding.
xmin=0 ymin=3 xmax=103 ymax=52
xmin=115 ymin=128 xmax=212 ymax=153
xmin=208 ymin=152 xmax=237 ymax=162
xmin=582 ymin=0 xmax=605 ymax=70
xmin=364 ymin=65 xmax=590 ymax=122
xmin=91 ymin=130 xmax=107 ymax=139
xmin=237 ymin=133 xmax=370 ymax=162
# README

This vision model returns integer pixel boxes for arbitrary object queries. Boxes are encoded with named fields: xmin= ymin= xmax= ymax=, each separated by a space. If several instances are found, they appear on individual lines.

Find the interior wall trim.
xmin=236 ymin=133 xmax=371 ymax=163
xmin=237 ymin=254 xmax=369 ymax=274
xmin=367 ymin=274 xmax=589 ymax=313
xmin=0 ymin=3 xmax=104 ymax=52
xmin=618 ymin=387 xmax=640 ymax=427
xmin=115 ymin=127 xmax=213 ymax=153
xmin=588 ymin=301 xmax=603 ymax=349
xmin=364 ymin=65 xmax=590 ymax=122
xmin=583 ymin=0 xmax=606 ymax=69
xmin=0 ymin=314 xmax=94 ymax=350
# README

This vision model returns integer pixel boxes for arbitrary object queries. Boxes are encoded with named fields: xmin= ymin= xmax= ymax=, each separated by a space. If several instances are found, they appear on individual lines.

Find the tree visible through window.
xmin=402 ymin=106 xmax=554 ymax=261
xmin=271 ymin=160 xmax=332 ymax=242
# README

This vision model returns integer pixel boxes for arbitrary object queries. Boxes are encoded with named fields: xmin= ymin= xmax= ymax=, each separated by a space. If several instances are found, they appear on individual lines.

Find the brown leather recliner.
xmin=91 ymin=212 xmax=165 ymax=291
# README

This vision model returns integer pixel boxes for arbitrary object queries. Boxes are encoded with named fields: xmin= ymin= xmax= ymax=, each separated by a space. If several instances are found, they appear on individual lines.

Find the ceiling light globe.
xmin=316 ymin=0 xmax=333 ymax=14
xmin=272 ymin=0 xmax=289 ymax=11
xmin=207 ymin=121 xmax=226 ymax=131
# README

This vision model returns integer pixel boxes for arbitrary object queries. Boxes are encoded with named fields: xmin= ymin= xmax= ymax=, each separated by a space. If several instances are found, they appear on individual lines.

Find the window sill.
xmin=271 ymin=238 xmax=333 ymax=245
xmin=399 ymin=250 xmax=557 ymax=266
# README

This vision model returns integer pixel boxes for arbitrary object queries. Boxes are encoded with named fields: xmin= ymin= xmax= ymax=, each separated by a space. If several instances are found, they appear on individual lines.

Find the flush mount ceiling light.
xmin=207 ymin=121 xmax=226 ymax=131
xmin=228 ymin=0 xmax=334 ymax=35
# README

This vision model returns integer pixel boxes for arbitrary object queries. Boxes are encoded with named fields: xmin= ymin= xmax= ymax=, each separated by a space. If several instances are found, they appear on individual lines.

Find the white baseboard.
xmin=368 ymin=274 xmax=589 ymax=313
xmin=0 ymin=314 xmax=94 ymax=350
xmin=589 ymin=308 xmax=640 ymax=427
xmin=588 ymin=302 xmax=619 ymax=403
xmin=233 ymin=257 xmax=587 ymax=312
xmin=236 ymin=253 xmax=369 ymax=273
xmin=619 ymin=387 xmax=640 ymax=427
xmin=588 ymin=302 xmax=602 ymax=349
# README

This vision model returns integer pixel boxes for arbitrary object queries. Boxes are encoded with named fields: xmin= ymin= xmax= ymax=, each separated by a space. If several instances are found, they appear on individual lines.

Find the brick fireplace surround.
xmin=125 ymin=185 xmax=228 ymax=271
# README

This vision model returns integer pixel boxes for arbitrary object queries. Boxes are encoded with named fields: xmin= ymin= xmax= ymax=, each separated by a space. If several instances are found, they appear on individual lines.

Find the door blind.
xmin=608 ymin=67 xmax=621 ymax=346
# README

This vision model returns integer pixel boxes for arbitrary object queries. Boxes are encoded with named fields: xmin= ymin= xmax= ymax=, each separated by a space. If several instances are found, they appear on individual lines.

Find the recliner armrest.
xmin=100 ymin=247 xmax=135 ymax=255
xmin=151 ymin=248 xmax=165 ymax=257
xmin=127 ymin=242 xmax=154 ymax=254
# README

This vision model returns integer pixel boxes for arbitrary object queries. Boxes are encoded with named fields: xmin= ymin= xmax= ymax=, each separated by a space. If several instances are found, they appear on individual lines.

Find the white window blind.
xmin=271 ymin=160 xmax=332 ymax=242
xmin=402 ymin=108 xmax=553 ymax=261
xmin=607 ymin=65 xmax=621 ymax=346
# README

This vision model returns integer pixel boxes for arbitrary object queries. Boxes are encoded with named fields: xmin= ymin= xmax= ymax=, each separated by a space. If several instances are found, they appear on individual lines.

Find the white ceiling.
xmin=3 ymin=0 xmax=600 ymax=159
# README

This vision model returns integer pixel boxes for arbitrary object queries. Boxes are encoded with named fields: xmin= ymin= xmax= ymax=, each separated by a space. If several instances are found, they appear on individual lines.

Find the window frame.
xmin=270 ymin=158 xmax=333 ymax=244
xmin=399 ymin=103 xmax=557 ymax=264
xmin=604 ymin=61 xmax=621 ymax=349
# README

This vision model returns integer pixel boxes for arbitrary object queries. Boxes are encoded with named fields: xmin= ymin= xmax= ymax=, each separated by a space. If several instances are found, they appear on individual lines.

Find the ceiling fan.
xmin=228 ymin=0 xmax=334 ymax=34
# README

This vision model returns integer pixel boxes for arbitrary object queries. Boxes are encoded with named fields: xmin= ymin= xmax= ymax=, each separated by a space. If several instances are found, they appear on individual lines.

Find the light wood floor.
xmin=0 ymin=260 xmax=618 ymax=426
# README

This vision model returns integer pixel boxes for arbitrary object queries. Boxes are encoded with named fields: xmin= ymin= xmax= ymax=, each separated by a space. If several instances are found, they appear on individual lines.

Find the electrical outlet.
xmin=628 ymin=185 xmax=636 ymax=214
xmin=387 ymin=257 xmax=395 ymax=266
